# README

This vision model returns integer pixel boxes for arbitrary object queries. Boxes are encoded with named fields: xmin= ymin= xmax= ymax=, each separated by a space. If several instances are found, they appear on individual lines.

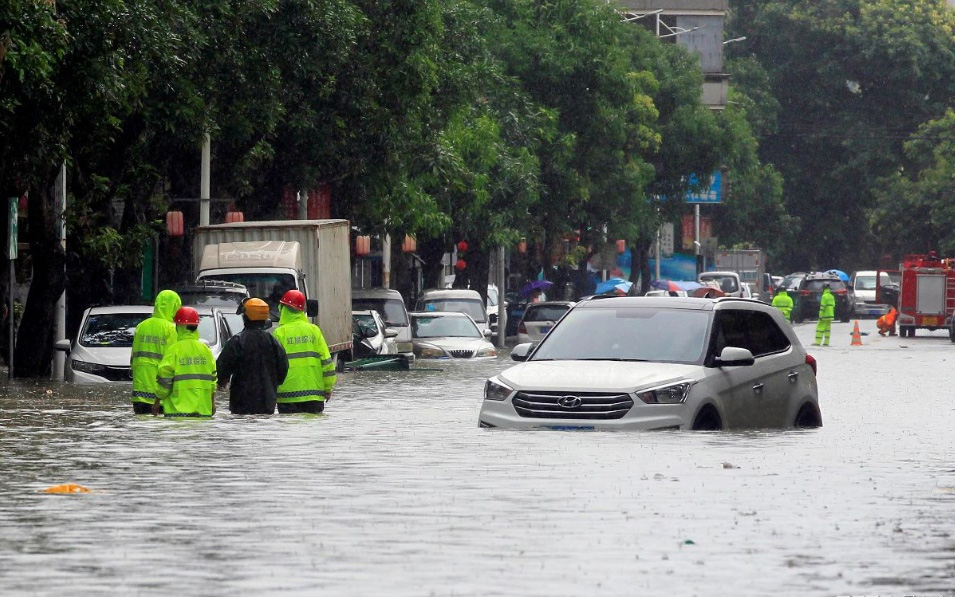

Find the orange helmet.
xmin=280 ymin=289 xmax=306 ymax=311
xmin=174 ymin=306 xmax=200 ymax=325
xmin=243 ymin=298 xmax=270 ymax=321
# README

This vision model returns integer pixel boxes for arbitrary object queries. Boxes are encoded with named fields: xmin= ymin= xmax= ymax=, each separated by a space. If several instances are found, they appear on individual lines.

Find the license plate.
xmin=923 ymin=316 xmax=939 ymax=326
xmin=547 ymin=425 xmax=595 ymax=431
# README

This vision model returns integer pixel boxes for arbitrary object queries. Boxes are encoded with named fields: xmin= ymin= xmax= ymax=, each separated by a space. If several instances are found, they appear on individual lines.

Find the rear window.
xmin=419 ymin=298 xmax=486 ymax=323
xmin=523 ymin=305 xmax=570 ymax=323
xmin=353 ymin=298 xmax=409 ymax=326
xmin=805 ymin=279 xmax=845 ymax=292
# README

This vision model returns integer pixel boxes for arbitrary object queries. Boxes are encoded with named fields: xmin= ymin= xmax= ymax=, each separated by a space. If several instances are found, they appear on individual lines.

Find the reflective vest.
xmin=819 ymin=289 xmax=836 ymax=320
xmin=130 ymin=290 xmax=181 ymax=404
xmin=156 ymin=327 xmax=217 ymax=416
xmin=274 ymin=305 xmax=337 ymax=403
xmin=771 ymin=291 xmax=794 ymax=321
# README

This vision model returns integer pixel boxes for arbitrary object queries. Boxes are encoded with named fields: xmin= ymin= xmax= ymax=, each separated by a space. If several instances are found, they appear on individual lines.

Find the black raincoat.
xmin=216 ymin=319 xmax=289 ymax=414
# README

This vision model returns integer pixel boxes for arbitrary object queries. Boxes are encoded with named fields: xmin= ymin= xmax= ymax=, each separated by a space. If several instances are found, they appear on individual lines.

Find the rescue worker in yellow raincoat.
xmin=273 ymin=290 xmax=336 ymax=414
xmin=771 ymin=286 xmax=793 ymax=322
xmin=130 ymin=289 xmax=181 ymax=414
xmin=152 ymin=307 xmax=217 ymax=417
xmin=814 ymin=283 xmax=836 ymax=346
xmin=877 ymin=306 xmax=898 ymax=336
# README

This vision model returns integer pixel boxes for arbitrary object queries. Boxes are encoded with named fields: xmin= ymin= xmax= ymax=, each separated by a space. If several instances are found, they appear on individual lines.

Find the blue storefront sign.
xmin=685 ymin=171 xmax=723 ymax=204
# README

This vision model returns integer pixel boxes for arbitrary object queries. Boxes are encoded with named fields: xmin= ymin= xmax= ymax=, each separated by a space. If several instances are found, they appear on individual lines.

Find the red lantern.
xmin=402 ymin=235 xmax=417 ymax=253
xmin=355 ymin=235 xmax=371 ymax=256
xmin=518 ymin=238 xmax=527 ymax=254
xmin=457 ymin=240 xmax=468 ymax=253
xmin=616 ymin=239 xmax=626 ymax=254
xmin=455 ymin=259 xmax=467 ymax=271
xmin=166 ymin=211 xmax=184 ymax=237
xmin=225 ymin=211 xmax=244 ymax=223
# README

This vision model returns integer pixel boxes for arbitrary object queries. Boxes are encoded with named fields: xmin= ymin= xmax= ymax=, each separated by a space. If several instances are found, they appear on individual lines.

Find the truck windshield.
xmin=700 ymin=274 xmax=739 ymax=293
xmin=199 ymin=273 xmax=297 ymax=320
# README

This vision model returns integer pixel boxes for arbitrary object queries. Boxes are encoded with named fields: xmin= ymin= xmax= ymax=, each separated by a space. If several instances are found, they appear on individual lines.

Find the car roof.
xmin=87 ymin=305 xmax=153 ymax=315
xmin=576 ymin=295 xmax=776 ymax=313
xmin=418 ymin=289 xmax=482 ymax=299
xmin=352 ymin=287 xmax=404 ymax=299
xmin=352 ymin=309 xmax=380 ymax=317
xmin=409 ymin=310 xmax=471 ymax=317
xmin=524 ymin=301 xmax=576 ymax=308
xmin=804 ymin=272 xmax=841 ymax=280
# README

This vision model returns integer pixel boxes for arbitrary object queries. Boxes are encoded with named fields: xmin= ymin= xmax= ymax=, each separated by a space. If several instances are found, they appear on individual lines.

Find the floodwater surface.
xmin=2 ymin=319 xmax=955 ymax=595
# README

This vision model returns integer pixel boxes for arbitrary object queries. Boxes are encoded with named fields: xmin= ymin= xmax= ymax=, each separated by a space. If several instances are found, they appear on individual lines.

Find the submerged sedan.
xmin=479 ymin=296 xmax=821 ymax=431
xmin=410 ymin=311 xmax=497 ymax=359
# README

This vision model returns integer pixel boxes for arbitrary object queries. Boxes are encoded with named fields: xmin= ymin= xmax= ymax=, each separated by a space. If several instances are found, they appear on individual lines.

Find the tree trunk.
xmin=635 ymin=239 xmax=652 ymax=295
xmin=15 ymin=183 xmax=65 ymax=377
xmin=418 ymin=235 xmax=447 ymax=291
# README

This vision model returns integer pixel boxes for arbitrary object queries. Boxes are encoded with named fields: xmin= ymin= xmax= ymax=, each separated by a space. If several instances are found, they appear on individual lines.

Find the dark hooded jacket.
xmin=216 ymin=318 xmax=289 ymax=414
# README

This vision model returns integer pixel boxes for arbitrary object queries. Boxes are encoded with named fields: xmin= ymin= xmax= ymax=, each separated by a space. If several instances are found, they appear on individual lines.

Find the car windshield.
xmin=421 ymin=299 xmax=486 ymax=323
xmin=532 ymin=307 xmax=710 ymax=364
xmin=700 ymin=274 xmax=739 ymax=293
xmin=178 ymin=290 xmax=246 ymax=307
xmin=412 ymin=315 xmax=481 ymax=338
xmin=201 ymin=273 xmax=297 ymax=320
xmin=353 ymin=298 xmax=408 ymax=326
xmin=197 ymin=314 xmax=218 ymax=345
xmin=80 ymin=313 xmax=150 ymax=347
xmin=222 ymin=313 xmax=244 ymax=337
xmin=487 ymin=286 xmax=499 ymax=307
xmin=855 ymin=275 xmax=876 ymax=291
xmin=781 ymin=274 xmax=804 ymax=291
xmin=805 ymin=279 xmax=845 ymax=292
xmin=353 ymin=313 xmax=380 ymax=336
xmin=523 ymin=305 xmax=570 ymax=323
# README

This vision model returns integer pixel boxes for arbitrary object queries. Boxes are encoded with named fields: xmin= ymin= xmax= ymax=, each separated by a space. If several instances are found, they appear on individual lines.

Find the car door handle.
xmin=788 ymin=371 xmax=799 ymax=383
xmin=752 ymin=383 xmax=764 ymax=394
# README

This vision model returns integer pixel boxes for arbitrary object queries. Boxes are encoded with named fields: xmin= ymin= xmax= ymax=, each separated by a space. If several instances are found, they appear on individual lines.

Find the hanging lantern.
xmin=355 ymin=235 xmax=371 ymax=256
xmin=616 ymin=239 xmax=626 ymax=254
xmin=402 ymin=235 xmax=417 ymax=253
xmin=457 ymin=240 xmax=468 ymax=253
xmin=166 ymin=211 xmax=184 ymax=237
xmin=455 ymin=259 xmax=467 ymax=271
xmin=225 ymin=211 xmax=245 ymax=223
xmin=518 ymin=238 xmax=527 ymax=254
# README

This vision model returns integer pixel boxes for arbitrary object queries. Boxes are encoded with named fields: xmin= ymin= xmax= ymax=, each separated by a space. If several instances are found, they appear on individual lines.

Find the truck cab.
xmin=698 ymin=271 xmax=742 ymax=297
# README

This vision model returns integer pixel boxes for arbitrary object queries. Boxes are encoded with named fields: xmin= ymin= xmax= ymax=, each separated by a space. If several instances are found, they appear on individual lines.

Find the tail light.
xmin=800 ymin=290 xmax=812 ymax=296
xmin=518 ymin=322 xmax=527 ymax=334
xmin=805 ymin=353 xmax=817 ymax=375
xmin=834 ymin=289 xmax=846 ymax=295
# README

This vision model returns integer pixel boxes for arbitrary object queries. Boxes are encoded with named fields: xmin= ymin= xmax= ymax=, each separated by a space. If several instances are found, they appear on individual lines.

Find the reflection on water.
xmin=2 ymin=339 xmax=955 ymax=596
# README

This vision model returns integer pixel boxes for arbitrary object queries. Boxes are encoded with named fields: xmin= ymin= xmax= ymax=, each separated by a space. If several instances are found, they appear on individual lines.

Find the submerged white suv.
xmin=479 ymin=296 xmax=821 ymax=431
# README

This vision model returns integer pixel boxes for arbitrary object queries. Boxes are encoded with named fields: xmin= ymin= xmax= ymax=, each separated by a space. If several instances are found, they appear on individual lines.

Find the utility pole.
xmin=53 ymin=163 xmax=67 ymax=380
xmin=200 ymin=133 xmax=210 ymax=226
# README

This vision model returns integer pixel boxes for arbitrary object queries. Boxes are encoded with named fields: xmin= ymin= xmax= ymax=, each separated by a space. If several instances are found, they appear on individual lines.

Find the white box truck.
xmin=707 ymin=249 xmax=770 ymax=301
xmin=192 ymin=220 xmax=352 ymax=357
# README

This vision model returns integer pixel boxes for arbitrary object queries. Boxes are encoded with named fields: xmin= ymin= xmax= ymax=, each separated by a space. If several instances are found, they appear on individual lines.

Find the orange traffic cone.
xmin=851 ymin=321 xmax=863 ymax=346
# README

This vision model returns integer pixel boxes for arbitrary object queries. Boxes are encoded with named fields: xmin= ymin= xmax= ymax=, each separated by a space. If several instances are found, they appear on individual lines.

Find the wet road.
xmin=2 ymin=319 xmax=955 ymax=595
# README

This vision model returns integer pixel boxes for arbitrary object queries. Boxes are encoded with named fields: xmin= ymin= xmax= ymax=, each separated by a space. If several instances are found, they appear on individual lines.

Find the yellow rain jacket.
xmin=156 ymin=326 xmax=217 ymax=416
xmin=130 ymin=290 xmax=181 ymax=405
xmin=274 ymin=305 xmax=336 ymax=404
xmin=771 ymin=289 xmax=794 ymax=321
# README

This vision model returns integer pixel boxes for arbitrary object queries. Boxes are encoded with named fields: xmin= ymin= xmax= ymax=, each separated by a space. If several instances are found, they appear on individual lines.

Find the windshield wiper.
xmin=575 ymin=357 xmax=649 ymax=362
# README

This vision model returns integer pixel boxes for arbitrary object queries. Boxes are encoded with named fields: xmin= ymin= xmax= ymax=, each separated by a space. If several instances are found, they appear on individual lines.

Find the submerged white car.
xmin=480 ymin=296 xmax=821 ymax=431
xmin=410 ymin=311 xmax=496 ymax=359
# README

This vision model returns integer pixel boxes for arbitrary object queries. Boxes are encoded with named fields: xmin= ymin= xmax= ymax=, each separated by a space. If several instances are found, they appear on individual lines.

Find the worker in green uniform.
xmin=771 ymin=286 xmax=794 ymax=322
xmin=273 ymin=290 xmax=336 ymax=414
xmin=814 ymin=283 xmax=835 ymax=346
xmin=152 ymin=307 xmax=217 ymax=417
xmin=130 ymin=289 xmax=181 ymax=414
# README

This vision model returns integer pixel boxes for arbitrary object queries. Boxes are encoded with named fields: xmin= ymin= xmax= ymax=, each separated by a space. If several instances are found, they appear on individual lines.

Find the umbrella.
xmin=651 ymin=279 xmax=703 ymax=292
xmin=595 ymin=277 xmax=629 ymax=295
xmin=827 ymin=269 xmax=850 ymax=282
xmin=692 ymin=286 xmax=726 ymax=298
xmin=615 ymin=281 xmax=633 ymax=295
xmin=520 ymin=279 xmax=553 ymax=297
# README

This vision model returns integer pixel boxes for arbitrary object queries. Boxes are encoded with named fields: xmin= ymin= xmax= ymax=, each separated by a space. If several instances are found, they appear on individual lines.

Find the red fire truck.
xmin=878 ymin=254 xmax=955 ymax=338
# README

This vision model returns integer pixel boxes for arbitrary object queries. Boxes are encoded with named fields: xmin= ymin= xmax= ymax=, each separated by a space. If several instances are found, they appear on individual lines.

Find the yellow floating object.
xmin=43 ymin=483 xmax=91 ymax=494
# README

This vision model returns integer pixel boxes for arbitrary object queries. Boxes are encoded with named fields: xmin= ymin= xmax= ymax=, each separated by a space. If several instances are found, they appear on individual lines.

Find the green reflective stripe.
xmin=323 ymin=371 xmax=336 ymax=377
xmin=171 ymin=373 xmax=217 ymax=383
xmin=287 ymin=351 xmax=321 ymax=360
xmin=132 ymin=351 xmax=164 ymax=360
xmin=321 ymin=358 xmax=333 ymax=366
xmin=158 ymin=377 xmax=173 ymax=388
xmin=132 ymin=390 xmax=156 ymax=399
xmin=277 ymin=389 xmax=328 ymax=398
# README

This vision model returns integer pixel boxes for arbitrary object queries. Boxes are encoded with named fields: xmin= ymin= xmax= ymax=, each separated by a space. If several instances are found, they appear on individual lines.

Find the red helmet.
xmin=173 ymin=306 xmax=200 ymax=325
xmin=280 ymin=289 xmax=306 ymax=311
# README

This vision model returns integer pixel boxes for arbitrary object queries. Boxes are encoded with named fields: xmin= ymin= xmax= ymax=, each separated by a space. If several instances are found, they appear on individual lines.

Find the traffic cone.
xmin=851 ymin=321 xmax=863 ymax=346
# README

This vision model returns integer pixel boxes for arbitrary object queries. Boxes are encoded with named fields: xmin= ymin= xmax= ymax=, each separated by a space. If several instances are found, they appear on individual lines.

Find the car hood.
xmin=71 ymin=345 xmax=132 ymax=367
xmin=414 ymin=337 xmax=490 ymax=351
xmin=498 ymin=360 xmax=701 ymax=392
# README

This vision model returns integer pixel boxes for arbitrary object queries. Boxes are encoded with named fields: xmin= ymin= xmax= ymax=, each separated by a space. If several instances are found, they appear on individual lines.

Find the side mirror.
xmin=483 ymin=328 xmax=492 ymax=337
xmin=306 ymin=299 xmax=319 ymax=318
xmin=383 ymin=328 xmax=399 ymax=339
xmin=511 ymin=342 xmax=534 ymax=361
xmin=54 ymin=339 xmax=71 ymax=352
xmin=715 ymin=346 xmax=755 ymax=367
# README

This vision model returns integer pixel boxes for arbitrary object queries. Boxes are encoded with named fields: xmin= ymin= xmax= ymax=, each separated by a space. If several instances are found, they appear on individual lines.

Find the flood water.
xmin=3 ymin=319 xmax=955 ymax=595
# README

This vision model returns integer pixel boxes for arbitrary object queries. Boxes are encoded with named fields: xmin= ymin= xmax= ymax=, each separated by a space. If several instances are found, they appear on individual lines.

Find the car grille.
xmin=98 ymin=366 xmax=133 ymax=382
xmin=448 ymin=349 xmax=474 ymax=359
xmin=512 ymin=391 xmax=634 ymax=420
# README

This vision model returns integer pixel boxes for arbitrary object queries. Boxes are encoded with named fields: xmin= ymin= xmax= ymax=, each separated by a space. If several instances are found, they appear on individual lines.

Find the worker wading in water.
xmin=273 ymin=290 xmax=336 ymax=414
xmin=216 ymin=298 xmax=289 ymax=415
xmin=130 ymin=290 xmax=181 ymax=414
xmin=153 ymin=307 xmax=217 ymax=417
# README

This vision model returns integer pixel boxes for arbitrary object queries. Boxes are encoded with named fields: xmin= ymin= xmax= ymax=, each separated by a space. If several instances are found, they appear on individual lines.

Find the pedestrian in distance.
xmin=273 ymin=290 xmax=336 ymax=414
xmin=771 ymin=286 xmax=794 ymax=322
xmin=152 ymin=307 xmax=217 ymax=417
xmin=130 ymin=289 xmax=181 ymax=414
xmin=877 ymin=306 xmax=898 ymax=337
xmin=813 ymin=283 xmax=835 ymax=346
xmin=216 ymin=298 xmax=289 ymax=415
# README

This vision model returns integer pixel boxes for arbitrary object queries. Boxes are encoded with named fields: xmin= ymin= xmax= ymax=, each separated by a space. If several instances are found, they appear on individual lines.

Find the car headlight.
xmin=476 ymin=346 xmax=497 ymax=358
xmin=484 ymin=378 xmax=513 ymax=401
xmin=71 ymin=359 xmax=106 ymax=375
xmin=417 ymin=344 xmax=447 ymax=358
xmin=637 ymin=382 xmax=691 ymax=405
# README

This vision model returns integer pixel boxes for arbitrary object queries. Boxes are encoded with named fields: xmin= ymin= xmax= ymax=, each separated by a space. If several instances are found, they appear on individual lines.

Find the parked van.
xmin=850 ymin=270 xmax=892 ymax=316
xmin=352 ymin=287 xmax=413 ymax=359
xmin=415 ymin=289 xmax=490 ymax=335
